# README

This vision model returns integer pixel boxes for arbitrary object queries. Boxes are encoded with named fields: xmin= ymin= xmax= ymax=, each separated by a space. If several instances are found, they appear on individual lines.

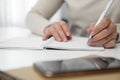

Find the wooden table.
xmin=7 ymin=66 xmax=120 ymax=80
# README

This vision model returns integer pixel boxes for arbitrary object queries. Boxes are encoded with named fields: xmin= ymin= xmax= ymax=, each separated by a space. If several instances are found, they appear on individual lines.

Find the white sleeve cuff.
xmin=116 ymin=24 xmax=120 ymax=43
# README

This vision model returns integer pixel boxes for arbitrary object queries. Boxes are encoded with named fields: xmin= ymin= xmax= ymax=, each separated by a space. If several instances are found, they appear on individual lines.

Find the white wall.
xmin=0 ymin=0 xmax=66 ymax=27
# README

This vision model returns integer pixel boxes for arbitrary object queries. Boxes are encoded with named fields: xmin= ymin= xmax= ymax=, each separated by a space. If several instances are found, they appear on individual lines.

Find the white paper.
xmin=0 ymin=35 xmax=45 ymax=50
xmin=1 ymin=35 xmax=120 ymax=59
xmin=0 ymin=36 xmax=104 ymax=51
xmin=44 ymin=37 xmax=104 ymax=51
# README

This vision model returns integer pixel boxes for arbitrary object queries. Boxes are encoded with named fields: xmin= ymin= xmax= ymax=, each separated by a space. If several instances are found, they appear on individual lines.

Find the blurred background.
xmin=0 ymin=0 xmax=68 ymax=70
xmin=0 ymin=0 xmax=67 ymax=28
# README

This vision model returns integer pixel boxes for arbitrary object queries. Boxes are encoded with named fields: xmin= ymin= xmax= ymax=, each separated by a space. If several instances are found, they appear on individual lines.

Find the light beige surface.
xmin=7 ymin=66 xmax=120 ymax=80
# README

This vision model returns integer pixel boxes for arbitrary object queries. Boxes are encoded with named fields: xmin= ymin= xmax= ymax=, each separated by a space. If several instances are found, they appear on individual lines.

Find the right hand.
xmin=42 ymin=21 xmax=72 ymax=42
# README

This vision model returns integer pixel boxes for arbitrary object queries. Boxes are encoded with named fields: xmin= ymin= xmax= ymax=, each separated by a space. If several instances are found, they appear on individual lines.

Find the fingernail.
xmin=58 ymin=38 xmax=62 ymax=42
xmin=63 ymin=38 xmax=68 ymax=42
xmin=88 ymin=42 xmax=93 ymax=46
xmin=91 ymin=31 xmax=95 ymax=35
xmin=66 ymin=32 xmax=71 ymax=36
xmin=42 ymin=37 xmax=47 ymax=41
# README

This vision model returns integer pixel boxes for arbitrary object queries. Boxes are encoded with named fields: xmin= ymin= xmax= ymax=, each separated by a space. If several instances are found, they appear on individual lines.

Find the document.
xmin=0 ymin=35 xmax=45 ymax=50
xmin=0 ymin=35 xmax=104 ymax=51
xmin=44 ymin=36 xmax=104 ymax=51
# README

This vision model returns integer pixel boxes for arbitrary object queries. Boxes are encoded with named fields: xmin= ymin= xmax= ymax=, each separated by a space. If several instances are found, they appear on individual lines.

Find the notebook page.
xmin=0 ymin=35 xmax=45 ymax=50
xmin=44 ymin=37 xmax=104 ymax=51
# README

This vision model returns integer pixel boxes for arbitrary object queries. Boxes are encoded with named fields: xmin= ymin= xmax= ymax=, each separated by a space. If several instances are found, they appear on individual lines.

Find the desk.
xmin=0 ymin=27 xmax=120 ymax=80
xmin=7 ymin=66 xmax=120 ymax=80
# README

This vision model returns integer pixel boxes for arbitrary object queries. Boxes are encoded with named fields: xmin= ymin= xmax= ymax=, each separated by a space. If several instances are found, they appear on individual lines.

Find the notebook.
xmin=44 ymin=36 xmax=104 ymax=51
xmin=0 ymin=35 xmax=104 ymax=51
xmin=0 ymin=35 xmax=45 ymax=50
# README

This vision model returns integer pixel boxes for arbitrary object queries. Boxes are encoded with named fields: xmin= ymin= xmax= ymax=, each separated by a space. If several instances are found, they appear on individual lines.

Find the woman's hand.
xmin=87 ymin=17 xmax=118 ymax=48
xmin=42 ymin=21 xmax=72 ymax=42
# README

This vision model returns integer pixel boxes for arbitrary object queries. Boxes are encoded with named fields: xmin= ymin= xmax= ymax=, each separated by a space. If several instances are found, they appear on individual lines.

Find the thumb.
xmin=42 ymin=31 xmax=52 ymax=41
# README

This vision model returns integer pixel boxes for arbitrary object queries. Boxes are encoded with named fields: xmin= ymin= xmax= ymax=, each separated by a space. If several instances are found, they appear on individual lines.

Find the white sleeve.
xmin=26 ymin=0 xmax=64 ymax=36
xmin=117 ymin=24 xmax=120 ymax=43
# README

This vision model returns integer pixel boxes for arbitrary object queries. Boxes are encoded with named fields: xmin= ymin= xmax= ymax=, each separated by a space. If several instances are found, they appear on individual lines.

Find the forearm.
xmin=26 ymin=0 xmax=64 ymax=36
xmin=26 ymin=11 xmax=51 ymax=36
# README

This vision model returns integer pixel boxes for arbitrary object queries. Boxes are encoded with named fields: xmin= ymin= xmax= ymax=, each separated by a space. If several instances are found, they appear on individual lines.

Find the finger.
xmin=42 ymin=27 xmax=52 ymax=41
xmin=104 ymin=39 xmax=116 ymax=49
xmin=108 ymin=22 xmax=117 ymax=33
xmin=91 ymin=18 xmax=111 ymax=35
xmin=42 ymin=30 xmax=52 ymax=41
xmin=49 ymin=26 xmax=62 ymax=42
xmin=59 ymin=21 xmax=71 ymax=37
xmin=91 ymin=22 xmax=116 ymax=42
xmin=91 ymin=29 xmax=111 ymax=42
xmin=53 ymin=23 xmax=68 ymax=42
xmin=88 ymin=32 xmax=118 ymax=46
xmin=87 ymin=22 xmax=96 ymax=34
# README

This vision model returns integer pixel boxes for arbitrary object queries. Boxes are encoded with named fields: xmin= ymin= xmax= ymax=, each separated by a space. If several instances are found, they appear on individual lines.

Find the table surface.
xmin=7 ymin=66 xmax=120 ymax=80
xmin=0 ymin=27 xmax=120 ymax=71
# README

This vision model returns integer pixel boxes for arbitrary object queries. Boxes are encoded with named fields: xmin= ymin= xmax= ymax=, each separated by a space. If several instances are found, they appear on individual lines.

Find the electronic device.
xmin=34 ymin=57 xmax=120 ymax=77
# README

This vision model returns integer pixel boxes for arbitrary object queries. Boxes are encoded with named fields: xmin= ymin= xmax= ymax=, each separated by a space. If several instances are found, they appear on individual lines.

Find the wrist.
xmin=116 ymin=32 xmax=120 ymax=42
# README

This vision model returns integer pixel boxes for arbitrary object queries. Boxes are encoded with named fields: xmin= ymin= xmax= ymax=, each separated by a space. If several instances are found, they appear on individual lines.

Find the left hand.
xmin=87 ymin=17 xmax=118 ymax=49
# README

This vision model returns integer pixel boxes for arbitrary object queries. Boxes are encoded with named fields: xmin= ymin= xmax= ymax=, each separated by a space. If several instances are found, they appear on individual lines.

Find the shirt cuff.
xmin=116 ymin=24 xmax=120 ymax=43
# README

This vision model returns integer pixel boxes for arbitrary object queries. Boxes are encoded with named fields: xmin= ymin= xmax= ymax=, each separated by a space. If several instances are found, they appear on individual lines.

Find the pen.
xmin=88 ymin=0 xmax=114 ymax=41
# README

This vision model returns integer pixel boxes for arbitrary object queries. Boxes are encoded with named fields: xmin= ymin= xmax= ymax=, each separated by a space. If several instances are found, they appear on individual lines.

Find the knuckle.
xmin=102 ymin=21 xmax=107 ymax=26
xmin=104 ymin=18 xmax=111 ymax=23
xmin=57 ymin=27 xmax=62 ymax=32
xmin=54 ymin=23 xmax=60 ymax=27
xmin=104 ymin=29 xmax=109 ymax=35
xmin=58 ymin=30 xmax=64 ymax=34
xmin=60 ymin=21 xmax=67 ymax=26
xmin=110 ymin=23 xmax=117 ymax=31
xmin=102 ymin=18 xmax=110 ymax=26
xmin=111 ymin=32 xmax=117 ymax=40
xmin=92 ymin=35 xmax=99 ymax=41
xmin=105 ymin=36 xmax=110 ymax=42
xmin=50 ymin=28 xmax=55 ymax=34
xmin=55 ymin=26 xmax=63 ymax=33
xmin=104 ymin=40 xmax=116 ymax=48
xmin=104 ymin=28 xmax=108 ymax=32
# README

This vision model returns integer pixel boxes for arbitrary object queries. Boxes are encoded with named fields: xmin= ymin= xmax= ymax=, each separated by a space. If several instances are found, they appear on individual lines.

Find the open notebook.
xmin=44 ymin=37 xmax=104 ymax=51
xmin=0 ymin=36 xmax=104 ymax=51
xmin=0 ymin=35 xmax=45 ymax=50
